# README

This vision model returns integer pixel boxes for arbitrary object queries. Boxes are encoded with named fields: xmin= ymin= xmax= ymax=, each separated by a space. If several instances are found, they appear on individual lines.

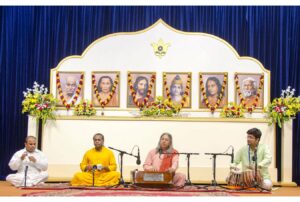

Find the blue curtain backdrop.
xmin=0 ymin=6 xmax=299 ymax=184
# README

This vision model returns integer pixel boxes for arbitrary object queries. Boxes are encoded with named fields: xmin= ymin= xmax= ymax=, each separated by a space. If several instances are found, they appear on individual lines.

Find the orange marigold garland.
xmin=128 ymin=73 xmax=156 ymax=109
xmin=235 ymin=74 xmax=264 ymax=113
xmin=56 ymin=72 xmax=84 ymax=110
xmin=92 ymin=74 xmax=119 ymax=108
xmin=199 ymin=73 xmax=227 ymax=113
xmin=163 ymin=73 xmax=191 ymax=108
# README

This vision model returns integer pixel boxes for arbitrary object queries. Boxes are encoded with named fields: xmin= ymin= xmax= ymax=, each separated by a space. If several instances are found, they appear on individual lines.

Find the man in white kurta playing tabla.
xmin=6 ymin=136 xmax=48 ymax=187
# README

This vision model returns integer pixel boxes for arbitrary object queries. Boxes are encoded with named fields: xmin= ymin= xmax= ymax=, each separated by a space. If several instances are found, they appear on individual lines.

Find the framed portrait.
xmin=91 ymin=71 xmax=120 ymax=108
xmin=234 ymin=73 xmax=264 ymax=109
xmin=199 ymin=72 xmax=228 ymax=110
xmin=127 ymin=72 xmax=156 ymax=108
xmin=163 ymin=72 xmax=192 ymax=108
xmin=56 ymin=71 xmax=84 ymax=107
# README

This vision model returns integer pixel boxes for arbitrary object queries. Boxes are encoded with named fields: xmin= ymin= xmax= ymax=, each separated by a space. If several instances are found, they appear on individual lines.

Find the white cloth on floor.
xmin=6 ymin=148 xmax=48 ymax=187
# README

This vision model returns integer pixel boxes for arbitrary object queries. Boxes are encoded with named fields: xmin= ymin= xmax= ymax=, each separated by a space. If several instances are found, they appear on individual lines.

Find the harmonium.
xmin=131 ymin=170 xmax=174 ymax=187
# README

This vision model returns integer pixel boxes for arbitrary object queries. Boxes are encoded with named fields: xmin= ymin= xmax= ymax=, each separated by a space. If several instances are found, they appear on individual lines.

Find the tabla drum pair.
xmin=227 ymin=169 xmax=263 ymax=187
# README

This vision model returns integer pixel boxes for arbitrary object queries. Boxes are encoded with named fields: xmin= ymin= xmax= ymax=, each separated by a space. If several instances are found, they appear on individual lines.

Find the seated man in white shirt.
xmin=6 ymin=136 xmax=48 ymax=187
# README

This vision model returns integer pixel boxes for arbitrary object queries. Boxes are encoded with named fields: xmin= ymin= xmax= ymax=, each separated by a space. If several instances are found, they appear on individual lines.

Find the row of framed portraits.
xmin=55 ymin=71 xmax=264 ymax=109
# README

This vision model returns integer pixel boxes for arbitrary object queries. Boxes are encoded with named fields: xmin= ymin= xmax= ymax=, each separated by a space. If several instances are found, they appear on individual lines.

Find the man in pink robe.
xmin=143 ymin=133 xmax=186 ymax=187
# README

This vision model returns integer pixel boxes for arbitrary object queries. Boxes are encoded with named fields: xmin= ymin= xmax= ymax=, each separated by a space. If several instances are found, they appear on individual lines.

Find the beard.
xmin=172 ymin=95 xmax=182 ymax=102
xmin=137 ymin=89 xmax=146 ymax=96
xmin=243 ymin=90 xmax=255 ymax=98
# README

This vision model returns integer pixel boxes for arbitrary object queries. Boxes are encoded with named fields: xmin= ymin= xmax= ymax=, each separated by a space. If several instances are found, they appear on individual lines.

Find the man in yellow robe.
xmin=71 ymin=133 xmax=120 ymax=186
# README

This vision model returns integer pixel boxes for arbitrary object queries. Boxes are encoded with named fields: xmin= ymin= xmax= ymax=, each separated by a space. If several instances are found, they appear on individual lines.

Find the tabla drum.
xmin=242 ymin=169 xmax=263 ymax=187
xmin=226 ymin=170 xmax=243 ymax=186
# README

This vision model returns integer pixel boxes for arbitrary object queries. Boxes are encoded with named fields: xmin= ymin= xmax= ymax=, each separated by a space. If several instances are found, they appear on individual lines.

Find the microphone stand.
xmin=180 ymin=152 xmax=199 ymax=186
xmin=161 ymin=152 xmax=199 ymax=186
xmin=24 ymin=166 xmax=28 ymax=188
xmin=109 ymin=147 xmax=138 ymax=187
xmin=92 ymin=166 xmax=96 ymax=187
xmin=203 ymin=152 xmax=232 ymax=189
xmin=251 ymin=148 xmax=269 ymax=192
xmin=253 ymin=148 xmax=258 ymax=188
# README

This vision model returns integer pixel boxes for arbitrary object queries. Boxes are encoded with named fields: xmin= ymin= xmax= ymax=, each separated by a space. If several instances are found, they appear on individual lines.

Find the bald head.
xmin=25 ymin=136 xmax=37 ymax=153
xmin=242 ymin=77 xmax=257 ymax=97
xmin=25 ymin=136 xmax=36 ymax=143
xmin=66 ymin=76 xmax=77 ymax=84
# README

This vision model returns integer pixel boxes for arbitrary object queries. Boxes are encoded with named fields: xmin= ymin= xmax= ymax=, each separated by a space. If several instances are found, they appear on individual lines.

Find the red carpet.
xmin=21 ymin=183 xmax=271 ymax=196
xmin=23 ymin=189 xmax=234 ymax=196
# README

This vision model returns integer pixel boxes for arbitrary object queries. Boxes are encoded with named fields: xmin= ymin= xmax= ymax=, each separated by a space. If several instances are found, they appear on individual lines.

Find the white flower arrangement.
xmin=22 ymin=82 xmax=57 ymax=124
xmin=264 ymin=86 xmax=300 ymax=128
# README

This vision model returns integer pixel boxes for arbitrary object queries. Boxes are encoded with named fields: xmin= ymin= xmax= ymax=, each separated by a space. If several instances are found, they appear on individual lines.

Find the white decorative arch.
xmin=50 ymin=19 xmax=270 ymax=117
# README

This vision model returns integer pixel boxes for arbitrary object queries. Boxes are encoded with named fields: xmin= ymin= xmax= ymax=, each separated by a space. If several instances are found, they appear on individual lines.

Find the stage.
xmin=0 ymin=181 xmax=299 ymax=197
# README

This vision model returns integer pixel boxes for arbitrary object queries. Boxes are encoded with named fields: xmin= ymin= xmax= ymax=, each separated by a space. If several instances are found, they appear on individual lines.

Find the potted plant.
xmin=220 ymin=102 xmax=245 ymax=118
xmin=141 ymin=96 xmax=181 ymax=117
xmin=74 ymin=99 xmax=96 ymax=116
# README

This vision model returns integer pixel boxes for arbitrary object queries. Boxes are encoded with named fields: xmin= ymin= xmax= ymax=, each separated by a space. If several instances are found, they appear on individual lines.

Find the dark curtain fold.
xmin=0 ymin=6 xmax=299 ymax=184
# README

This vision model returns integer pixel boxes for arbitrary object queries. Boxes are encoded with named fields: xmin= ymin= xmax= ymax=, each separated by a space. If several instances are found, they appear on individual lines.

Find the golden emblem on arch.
xmin=151 ymin=39 xmax=171 ymax=59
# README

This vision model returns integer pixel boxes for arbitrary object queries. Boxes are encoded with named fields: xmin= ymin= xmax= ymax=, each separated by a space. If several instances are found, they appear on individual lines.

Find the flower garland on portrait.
xmin=74 ymin=99 xmax=96 ymax=116
xmin=92 ymin=74 xmax=119 ymax=108
xmin=128 ymin=73 xmax=156 ymax=108
xmin=163 ymin=73 xmax=191 ymax=108
xmin=199 ymin=73 xmax=227 ymax=113
xmin=235 ymin=74 xmax=264 ymax=113
xmin=56 ymin=72 xmax=84 ymax=110
xmin=22 ymin=82 xmax=58 ymax=124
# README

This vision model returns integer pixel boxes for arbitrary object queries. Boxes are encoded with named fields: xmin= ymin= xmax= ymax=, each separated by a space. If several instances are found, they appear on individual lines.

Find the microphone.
xmin=136 ymin=147 xmax=141 ymax=165
xmin=92 ymin=164 xmax=103 ymax=171
xmin=231 ymin=147 xmax=234 ymax=163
